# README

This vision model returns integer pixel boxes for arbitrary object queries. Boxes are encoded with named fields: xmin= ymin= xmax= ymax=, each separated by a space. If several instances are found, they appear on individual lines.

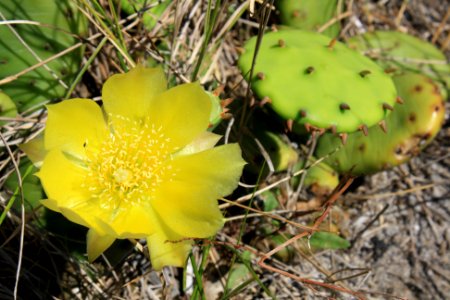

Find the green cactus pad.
xmin=4 ymin=159 xmax=44 ymax=214
xmin=316 ymin=72 xmax=445 ymax=175
xmin=0 ymin=0 xmax=86 ymax=111
xmin=347 ymin=30 xmax=450 ymax=94
xmin=0 ymin=92 xmax=18 ymax=125
xmin=238 ymin=29 xmax=397 ymax=133
xmin=303 ymin=159 xmax=339 ymax=194
xmin=291 ymin=157 xmax=339 ymax=195
xmin=277 ymin=0 xmax=342 ymax=38
xmin=243 ymin=130 xmax=298 ymax=175
xmin=206 ymin=91 xmax=224 ymax=129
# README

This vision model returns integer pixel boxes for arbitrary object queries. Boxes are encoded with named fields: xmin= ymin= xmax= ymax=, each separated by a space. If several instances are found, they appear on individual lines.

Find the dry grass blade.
xmin=257 ymin=178 xmax=366 ymax=298
xmin=0 ymin=132 xmax=25 ymax=300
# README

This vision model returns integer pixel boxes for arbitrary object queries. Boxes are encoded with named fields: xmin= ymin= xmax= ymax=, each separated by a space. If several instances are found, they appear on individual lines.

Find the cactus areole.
xmin=238 ymin=30 xmax=398 ymax=134
xmin=277 ymin=0 xmax=342 ymax=38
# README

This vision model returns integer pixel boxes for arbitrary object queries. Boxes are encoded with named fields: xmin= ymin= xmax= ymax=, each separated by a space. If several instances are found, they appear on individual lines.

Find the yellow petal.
xmin=38 ymin=151 xmax=107 ymax=230
xmin=59 ymin=203 xmax=100 ymax=229
xmin=38 ymin=150 xmax=156 ymax=238
xmin=19 ymin=134 xmax=47 ymax=167
xmin=171 ymin=143 xmax=245 ymax=198
xmin=59 ymin=199 xmax=117 ymax=235
xmin=153 ymin=143 xmax=245 ymax=237
xmin=45 ymin=99 xmax=108 ymax=158
xmin=148 ymin=82 xmax=211 ymax=150
xmin=57 ymin=198 xmax=155 ymax=238
xmin=153 ymin=186 xmax=224 ymax=238
xmin=87 ymin=229 xmax=116 ymax=262
xmin=37 ymin=150 xmax=90 ymax=208
xmin=102 ymin=66 xmax=167 ymax=120
xmin=42 ymin=199 xmax=101 ymax=230
xmin=175 ymin=131 xmax=222 ymax=157
xmin=147 ymin=220 xmax=193 ymax=270
xmin=105 ymin=204 xmax=157 ymax=238
xmin=40 ymin=198 xmax=60 ymax=212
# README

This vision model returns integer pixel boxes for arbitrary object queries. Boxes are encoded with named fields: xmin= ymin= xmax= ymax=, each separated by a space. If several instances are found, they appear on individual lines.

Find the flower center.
xmin=113 ymin=168 xmax=132 ymax=186
xmin=83 ymin=117 xmax=173 ymax=210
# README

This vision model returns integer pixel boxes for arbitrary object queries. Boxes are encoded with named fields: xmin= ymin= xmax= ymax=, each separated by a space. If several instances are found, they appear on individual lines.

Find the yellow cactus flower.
xmin=22 ymin=66 xmax=245 ymax=270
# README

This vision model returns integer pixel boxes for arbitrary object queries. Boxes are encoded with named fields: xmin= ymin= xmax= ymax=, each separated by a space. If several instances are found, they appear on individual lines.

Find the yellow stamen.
xmin=83 ymin=117 xmax=174 ymax=210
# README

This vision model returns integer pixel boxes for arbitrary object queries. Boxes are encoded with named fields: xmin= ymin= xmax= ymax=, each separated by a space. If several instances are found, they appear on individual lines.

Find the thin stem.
xmin=64 ymin=37 xmax=108 ymax=99
xmin=191 ymin=0 xmax=222 ymax=81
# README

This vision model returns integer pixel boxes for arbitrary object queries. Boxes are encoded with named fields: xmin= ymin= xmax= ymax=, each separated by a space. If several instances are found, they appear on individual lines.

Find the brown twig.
xmin=257 ymin=177 xmax=364 ymax=298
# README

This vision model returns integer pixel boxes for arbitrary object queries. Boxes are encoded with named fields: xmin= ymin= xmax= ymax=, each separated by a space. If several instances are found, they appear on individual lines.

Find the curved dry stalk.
xmin=0 ymin=132 xmax=25 ymax=300
xmin=256 ymin=177 xmax=366 ymax=298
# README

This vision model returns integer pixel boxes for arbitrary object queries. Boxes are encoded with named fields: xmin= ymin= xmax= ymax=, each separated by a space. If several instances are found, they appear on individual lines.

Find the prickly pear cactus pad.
xmin=291 ymin=157 xmax=339 ymax=195
xmin=277 ymin=0 xmax=342 ymax=38
xmin=347 ymin=30 xmax=450 ymax=93
xmin=0 ymin=91 xmax=18 ymax=125
xmin=238 ymin=29 xmax=398 ymax=133
xmin=0 ymin=0 xmax=86 ymax=111
xmin=242 ymin=130 xmax=298 ymax=175
xmin=316 ymin=72 xmax=445 ymax=175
